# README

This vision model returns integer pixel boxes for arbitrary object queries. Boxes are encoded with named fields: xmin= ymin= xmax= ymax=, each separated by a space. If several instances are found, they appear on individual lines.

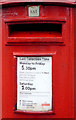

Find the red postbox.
xmin=0 ymin=0 xmax=76 ymax=119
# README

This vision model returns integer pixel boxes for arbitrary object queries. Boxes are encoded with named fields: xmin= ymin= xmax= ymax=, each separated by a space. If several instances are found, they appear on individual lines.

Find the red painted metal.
xmin=1 ymin=1 xmax=75 ymax=119
xmin=0 ymin=7 xmax=2 ymax=120
xmin=74 ymin=7 xmax=76 ymax=120
xmin=0 ymin=0 xmax=76 ymax=5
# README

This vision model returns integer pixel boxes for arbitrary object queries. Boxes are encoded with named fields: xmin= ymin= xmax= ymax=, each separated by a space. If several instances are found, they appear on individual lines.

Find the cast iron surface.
xmin=0 ymin=0 xmax=76 ymax=5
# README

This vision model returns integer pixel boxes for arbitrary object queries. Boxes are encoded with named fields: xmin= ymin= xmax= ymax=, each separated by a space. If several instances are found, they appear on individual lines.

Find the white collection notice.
xmin=17 ymin=56 xmax=52 ymax=112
